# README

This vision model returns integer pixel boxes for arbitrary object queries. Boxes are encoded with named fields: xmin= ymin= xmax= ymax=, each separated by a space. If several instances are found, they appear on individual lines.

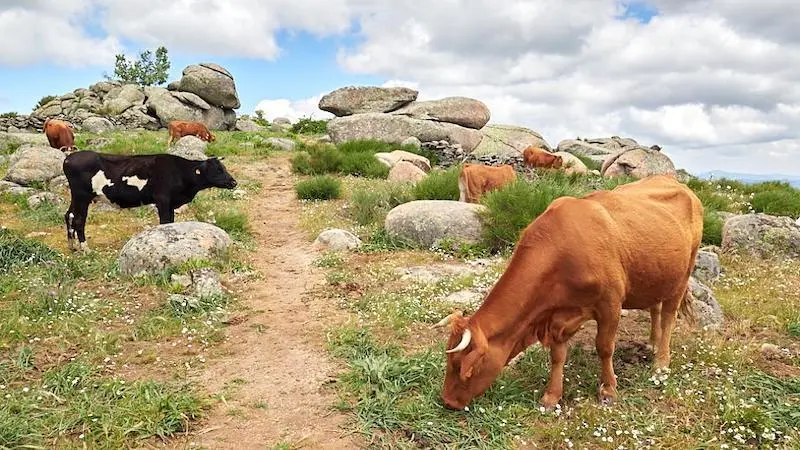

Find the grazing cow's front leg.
xmin=155 ymin=199 xmax=175 ymax=224
xmin=648 ymin=303 xmax=663 ymax=353
xmin=595 ymin=311 xmax=620 ymax=405
xmin=64 ymin=205 xmax=76 ymax=251
xmin=541 ymin=341 xmax=568 ymax=409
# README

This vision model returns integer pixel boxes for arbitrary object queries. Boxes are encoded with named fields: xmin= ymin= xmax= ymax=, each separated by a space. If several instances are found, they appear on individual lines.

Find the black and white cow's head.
xmin=198 ymin=157 xmax=237 ymax=189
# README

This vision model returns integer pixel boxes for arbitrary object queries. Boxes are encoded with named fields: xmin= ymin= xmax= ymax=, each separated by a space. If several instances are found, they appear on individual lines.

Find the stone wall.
xmin=422 ymin=140 xmax=527 ymax=172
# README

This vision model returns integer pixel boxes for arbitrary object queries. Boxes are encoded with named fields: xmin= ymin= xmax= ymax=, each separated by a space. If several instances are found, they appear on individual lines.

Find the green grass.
xmin=750 ymin=189 xmax=800 ymax=217
xmin=340 ymin=151 xmax=390 ymax=178
xmin=295 ymin=175 xmax=343 ymax=200
xmin=291 ymin=139 xmax=433 ymax=180
xmin=0 ymin=228 xmax=60 ymax=273
xmin=480 ymin=173 xmax=589 ymax=251
xmin=0 ymin=361 xmax=206 ymax=448
xmin=348 ymin=180 xmax=414 ymax=226
xmin=574 ymin=153 xmax=602 ymax=171
xmin=702 ymin=209 xmax=724 ymax=246
xmin=412 ymin=165 xmax=461 ymax=200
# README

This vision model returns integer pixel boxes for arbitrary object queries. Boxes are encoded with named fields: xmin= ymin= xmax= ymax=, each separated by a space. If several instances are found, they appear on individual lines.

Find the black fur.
xmin=63 ymin=150 xmax=237 ymax=249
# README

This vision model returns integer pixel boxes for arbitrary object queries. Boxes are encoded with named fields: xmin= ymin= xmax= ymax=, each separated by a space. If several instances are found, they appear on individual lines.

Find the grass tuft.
xmin=295 ymin=175 xmax=343 ymax=200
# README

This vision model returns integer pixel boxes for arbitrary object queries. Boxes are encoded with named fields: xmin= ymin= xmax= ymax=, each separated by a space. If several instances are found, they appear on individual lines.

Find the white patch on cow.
xmin=91 ymin=170 xmax=114 ymax=199
xmin=79 ymin=241 xmax=90 ymax=253
xmin=195 ymin=169 xmax=201 ymax=175
xmin=122 ymin=175 xmax=148 ymax=191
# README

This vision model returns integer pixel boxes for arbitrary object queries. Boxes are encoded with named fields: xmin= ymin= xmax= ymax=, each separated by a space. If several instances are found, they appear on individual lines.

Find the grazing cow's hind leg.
xmin=648 ymin=303 xmax=663 ymax=353
xmin=653 ymin=286 xmax=687 ymax=370
xmin=64 ymin=206 xmax=76 ymax=251
xmin=70 ymin=199 xmax=91 ymax=253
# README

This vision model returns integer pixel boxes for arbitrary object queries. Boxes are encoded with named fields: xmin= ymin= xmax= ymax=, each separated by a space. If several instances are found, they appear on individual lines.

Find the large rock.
xmin=102 ymin=84 xmax=145 ymax=115
xmin=118 ymin=221 xmax=233 ymax=277
xmin=264 ymin=137 xmax=296 ymax=152
xmin=471 ymin=124 xmax=551 ymax=157
xmin=177 ymin=63 xmax=240 ymax=109
xmin=117 ymin=105 xmax=161 ymax=130
xmin=385 ymin=200 xmax=486 ymax=247
xmin=3 ymin=145 xmax=65 ymax=186
xmin=374 ymin=150 xmax=431 ymax=172
xmin=601 ymin=147 xmax=676 ymax=179
xmin=0 ymin=180 xmax=34 ymax=196
xmin=313 ymin=229 xmax=362 ymax=251
xmin=688 ymin=277 xmax=724 ymax=330
xmin=693 ymin=250 xmax=721 ymax=284
xmin=82 ymin=116 xmax=114 ymax=134
xmin=0 ymin=132 xmax=49 ymax=152
xmin=319 ymin=86 xmax=418 ymax=116
xmin=235 ymin=118 xmax=263 ymax=132
xmin=168 ymin=136 xmax=208 ymax=161
xmin=390 ymin=97 xmax=490 ymax=129
xmin=145 ymin=87 xmax=235 ymax=130
xmin=722 ymin=213 xmax=800 ymax=259
xmin=556 ymin=139 xmax=616 ymax=163
xmin=328 ymin=113 xmax=483 ymax=152
xmin=388 ymin=161 xmax=427 ymax=183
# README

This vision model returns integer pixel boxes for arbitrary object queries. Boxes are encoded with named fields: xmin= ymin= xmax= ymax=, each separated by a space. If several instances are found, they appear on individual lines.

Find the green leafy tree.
xmin=106 ymin=46 xmax=171 ymax=86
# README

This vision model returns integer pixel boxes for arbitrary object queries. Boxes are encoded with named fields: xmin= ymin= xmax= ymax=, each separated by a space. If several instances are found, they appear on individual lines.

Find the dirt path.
xmin=182 ymin=155 xmax=360 ymax=449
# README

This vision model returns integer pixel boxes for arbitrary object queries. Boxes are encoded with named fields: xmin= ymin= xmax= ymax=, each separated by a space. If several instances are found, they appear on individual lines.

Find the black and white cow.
xmin=62 ymin=150 xmax=237 ymax=251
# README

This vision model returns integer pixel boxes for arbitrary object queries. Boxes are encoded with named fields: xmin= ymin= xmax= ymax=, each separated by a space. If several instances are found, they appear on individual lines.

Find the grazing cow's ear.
xmin=458 ymin=329 xmax=488 ymax=381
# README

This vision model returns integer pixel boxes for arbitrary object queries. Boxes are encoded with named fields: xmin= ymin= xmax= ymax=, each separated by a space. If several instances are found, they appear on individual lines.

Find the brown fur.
xmin=166 ymin=120 xmax=215 ymax=146
xmin=43 ymin=118 xmax=76 ymax=152
xmin=458 ymin=164 xmax=517 ymax=203
xmin=438 ymin=175 xmax=704 ymax=410
xmin=522 ymin=146 xmax=563 ymax=169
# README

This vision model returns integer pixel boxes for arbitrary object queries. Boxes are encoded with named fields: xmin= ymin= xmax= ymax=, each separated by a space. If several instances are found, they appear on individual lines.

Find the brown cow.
xmin=522 ymin=146 xmax=562 ymax=169
xmin=458 ymin=164 xmax=517 ymax=203
xmin=43 ymin=118 xmax=76 ymax=152
xmin=166 ymin=120 xmax=215 ymax=146
xmin=434 ymin=175 xmax=703 ymax=410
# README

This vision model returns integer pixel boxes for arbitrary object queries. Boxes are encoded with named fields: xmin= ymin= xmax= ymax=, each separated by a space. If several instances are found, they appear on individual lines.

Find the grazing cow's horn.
xmin=432 ymin=314 xmax=453 ymax=329
xmin=446 ymin=329 xmax=472 ymax=353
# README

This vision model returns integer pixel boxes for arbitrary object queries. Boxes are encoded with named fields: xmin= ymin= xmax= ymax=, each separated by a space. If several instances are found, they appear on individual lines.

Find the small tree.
xmin=106 ymin=46 xmax=171 ymax=86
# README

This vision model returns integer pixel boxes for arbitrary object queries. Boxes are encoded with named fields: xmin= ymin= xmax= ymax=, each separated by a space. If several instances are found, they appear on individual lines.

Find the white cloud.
xmin=253 ymin=94 xmax=333 ymax=122
xmin=3 ymin=0 xmax=800 ymax=174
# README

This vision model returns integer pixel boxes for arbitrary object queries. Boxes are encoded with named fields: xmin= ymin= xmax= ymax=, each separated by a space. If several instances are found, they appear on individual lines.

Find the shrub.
xmin=750 ymin=190 xmax=800 ymax=217
xmin=289 ymin=144 xmax=343 ymax=175
xmin=291 ymin=116 xmax=328 ymax=135
xmin=212 ymin=210 xmax=251 ymax=240
xmin=349 ymin=183 xmax=414 ymax=226
xmin=337 ymin=139 xmax=392 ymax=154
xmin=340 ymin=152 xmax=389 ymax=178
xmin=746 ymin=180 xmax=795 ymax=194
xmin=480 ymin=176 xmax=585 ymax=251
xmin=573 ymin=153 xmax=602 ymax=171
xmin=106 ymin=46 xmax=170 ymax=86
xmin=702 ymin=209 xmax=724 ymax=246
xmin=413 ymin=165 xmax=461 ymax=200
xmin=34 ymin=95 xmax=57 ymax=110
xmin=291 ymin=152 xmax=314 ymax=175
xmin=295 ymin=175 xmax=342 ymax=200
xmin=0 ymin=112 xmax=18 ymax=119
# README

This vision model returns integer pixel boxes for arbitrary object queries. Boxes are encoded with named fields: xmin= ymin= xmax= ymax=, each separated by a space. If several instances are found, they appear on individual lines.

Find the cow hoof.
xmin=78 ymin=242 xmax=91 ymax=254
xmin=597 ymin=383 xmax=617 ymax=406
xmin=540 ymin=392 xmax=561 ymax=410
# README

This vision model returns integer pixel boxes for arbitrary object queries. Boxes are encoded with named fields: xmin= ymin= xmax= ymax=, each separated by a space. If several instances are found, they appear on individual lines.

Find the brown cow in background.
xmin=458 ymin=164 xmax=517 ymax=203
xmin=43 ymin=118 xmax=77 ymax=152
xmin=167 ymin=120 xmax=215 ymax=146
xmin=522 ymin=145 xmax=562 ymax=169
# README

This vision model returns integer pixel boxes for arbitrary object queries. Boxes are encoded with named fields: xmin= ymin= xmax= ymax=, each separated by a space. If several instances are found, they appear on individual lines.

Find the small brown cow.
xmin=43 ymin=118 xmax=77 ymax=152
xmin=522 ymin=146 xmax=562 ymax=169
xmin=435 ymin=175 xmax=703 ymax=410
xmin=458 ymin=164 xmax=517 ymax=203
xmin=166 ymin=120 xmax=215 ymax=146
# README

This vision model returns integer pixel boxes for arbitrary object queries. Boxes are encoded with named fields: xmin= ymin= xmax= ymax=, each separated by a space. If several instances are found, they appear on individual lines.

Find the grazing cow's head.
xmin=434 ymin=311 xmax=509 ymax=410
xmin=202 ymin=131 xmax=216 ymax=142
xmin=553 ymin=155 xmax=564 ymax=168
xmin=199 ymin=157 xmax=237 ymax=189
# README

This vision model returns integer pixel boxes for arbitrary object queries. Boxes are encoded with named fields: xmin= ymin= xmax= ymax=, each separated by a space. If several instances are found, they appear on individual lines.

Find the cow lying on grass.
xmin=434 ymin=175 xmax=703 ymax=410
xmin=43 ymin=118 xmax=77 ymax=152
xmin=167 ymin=120 xmax=215 ymax=146
xmin=62 ymin=150 xmax=237 ymax=252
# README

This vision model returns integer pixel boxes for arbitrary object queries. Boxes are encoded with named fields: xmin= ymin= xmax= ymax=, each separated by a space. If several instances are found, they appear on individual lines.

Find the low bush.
xmin=348 ymin=183 xmax=414 ymax=226
xmin=702 ymin=209 xmax=724 ymax=246
xmin=480 ymin=174 xmax=586 ymax=251
xmin=413 ymin=165 xmax=461 ymax=200
xmin=295 ymin=175 xmax=342 ymax=200
xmin=340 ymin=152 xmax=390 ymax=178
xmin=290 ymin=116 xmax=328 ymax=135
xmin=750 ymin=189 xmax=800 ymax=217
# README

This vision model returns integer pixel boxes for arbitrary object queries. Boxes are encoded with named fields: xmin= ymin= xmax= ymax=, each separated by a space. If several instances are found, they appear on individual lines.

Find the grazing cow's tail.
xmin=677 ymin=283 xmax=696 ymax=325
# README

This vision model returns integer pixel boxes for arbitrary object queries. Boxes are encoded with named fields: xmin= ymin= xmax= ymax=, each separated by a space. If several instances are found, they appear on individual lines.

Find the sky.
xmin=1 ymin=1 xmax=799 ymax=176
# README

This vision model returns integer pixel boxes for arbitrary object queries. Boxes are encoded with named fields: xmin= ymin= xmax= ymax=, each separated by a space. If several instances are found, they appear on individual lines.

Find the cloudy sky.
xmin=1 ymin=1 xmax=798 ymax=175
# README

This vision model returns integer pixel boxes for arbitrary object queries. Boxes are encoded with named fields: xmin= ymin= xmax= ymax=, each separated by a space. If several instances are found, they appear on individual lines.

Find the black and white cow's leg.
xmin=71 ymin=198 xmax=91 ymax=253
xmin=155 ymin=199 xmax=175 ymax=224
xmin=64 ymin=203 xmax=76 ymax=251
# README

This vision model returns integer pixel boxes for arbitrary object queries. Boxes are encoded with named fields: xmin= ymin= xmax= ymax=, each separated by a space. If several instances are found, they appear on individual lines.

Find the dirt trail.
xmin=183 ymin=155 xmax=360 ymax=449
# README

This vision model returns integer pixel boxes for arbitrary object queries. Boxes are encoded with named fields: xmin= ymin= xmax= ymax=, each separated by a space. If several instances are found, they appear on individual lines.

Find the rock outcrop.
xmin=3 ymin=145 xmax=65 ymax=186
xmin=722 ymin=213 xmax=800 ymax=259
xmin=319 ymin=86 xmax=418 ymax=116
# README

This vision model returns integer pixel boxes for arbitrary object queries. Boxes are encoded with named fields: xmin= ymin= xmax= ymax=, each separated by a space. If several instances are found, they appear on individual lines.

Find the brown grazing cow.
xmin=522 ymin=146 xmax=562 ymax=169
xmin=166 ymin=120 xmax=215 ymax=146
xmin=434 ymin=175 xmax=703 ymax=410
xmin=43 ymin=118 xmax=77 ymax=152
xmin=458 ymin=164 xmax=517 ymax=203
